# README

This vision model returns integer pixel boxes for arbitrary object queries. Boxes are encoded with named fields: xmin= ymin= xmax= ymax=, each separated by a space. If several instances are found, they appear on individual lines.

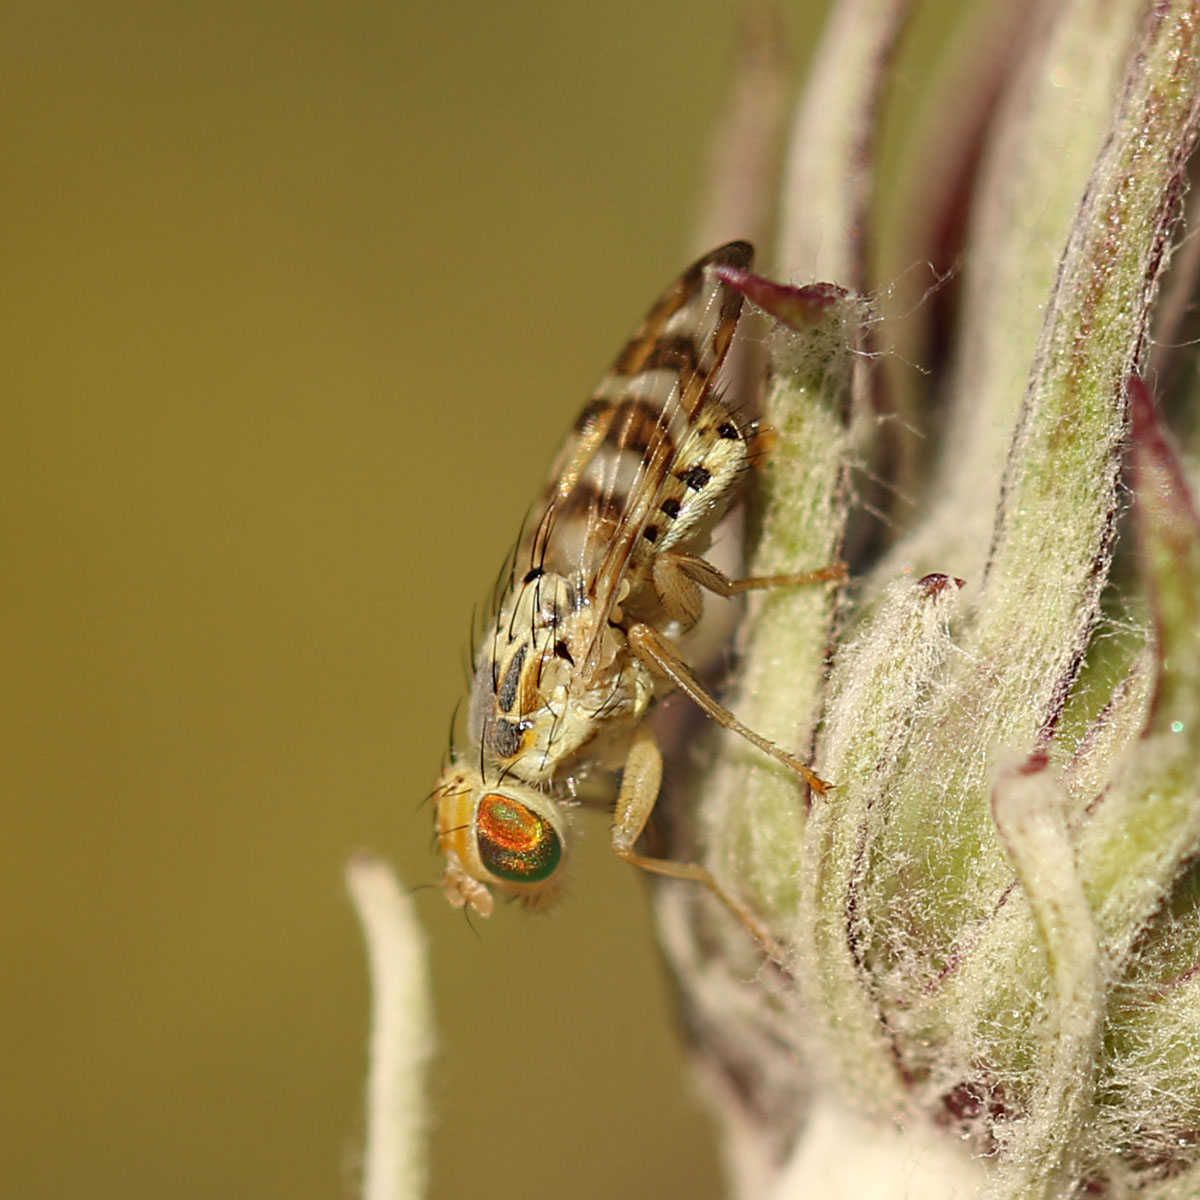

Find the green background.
xmin=0 ymin=2 xmax=961 ymax=1197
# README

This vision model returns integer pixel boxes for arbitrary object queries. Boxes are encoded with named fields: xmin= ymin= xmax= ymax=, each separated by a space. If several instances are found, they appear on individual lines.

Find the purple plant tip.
xmin=712 ymin=265 xmax=849 ymax=330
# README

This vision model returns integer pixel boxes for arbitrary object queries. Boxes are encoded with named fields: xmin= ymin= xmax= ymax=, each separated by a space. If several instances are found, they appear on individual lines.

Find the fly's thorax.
xmin=464 ymin=587 xmax=656 ymax=794
xmin=468 ymin=637 xmax=571 ymax=771
xmin=541 ymin=627 xmax=658 ymax=776
xmin=433 ymin=764 xmax=569 ymax=914
xmin=468 ymin=568 xmax=577 ymax=758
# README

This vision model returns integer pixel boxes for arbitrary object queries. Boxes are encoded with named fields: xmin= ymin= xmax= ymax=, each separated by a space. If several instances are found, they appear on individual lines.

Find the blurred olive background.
xmin=0 ymin=1 xmax=977 ymax=1196
xmin=0 ymin=2 xmax=836 ymax=1198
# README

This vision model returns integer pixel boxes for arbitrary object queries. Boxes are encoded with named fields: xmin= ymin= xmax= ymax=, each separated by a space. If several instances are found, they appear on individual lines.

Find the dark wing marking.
xmin=568 ymin=242 xmax=753 ymax=670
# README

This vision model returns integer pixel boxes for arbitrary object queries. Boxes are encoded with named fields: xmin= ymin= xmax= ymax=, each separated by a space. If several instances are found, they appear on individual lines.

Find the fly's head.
xmin=433 ymin=762 xmax=570 ymax=916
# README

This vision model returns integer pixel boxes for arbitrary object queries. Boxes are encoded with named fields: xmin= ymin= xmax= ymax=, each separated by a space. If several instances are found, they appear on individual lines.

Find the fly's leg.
xmin=650 ymin=550 xmax=845 ymax=630
xmin=670 ymin=551 xmax=846 ymax=597
xmin=612 ymin=724 xmax=784 ymax=961
xmin=626 ymin=620 xmax=831 ymax=794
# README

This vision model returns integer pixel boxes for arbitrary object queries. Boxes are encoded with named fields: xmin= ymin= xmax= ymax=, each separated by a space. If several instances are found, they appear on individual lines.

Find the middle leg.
xmin=627 ymin=619 xmax=830 ymax=794
xmin=611 ymin=723 xmax=785 ymax=961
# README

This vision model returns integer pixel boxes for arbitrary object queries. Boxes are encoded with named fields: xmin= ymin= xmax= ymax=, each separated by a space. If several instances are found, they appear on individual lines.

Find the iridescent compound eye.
xmin=476 ymin=792 xmax=562 ymax=883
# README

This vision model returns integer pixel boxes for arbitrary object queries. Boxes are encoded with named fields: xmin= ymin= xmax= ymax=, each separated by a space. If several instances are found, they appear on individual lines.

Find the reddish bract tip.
xmin=711 ymin=265 xmax=848 ymax=330
xmin=1017 ymin=750 xmax=1050 ymax=776
xmin=1127 ymin=374 xmax=1198 ymax=529
xmin=917 ymin=572 xmax=966 ymax=597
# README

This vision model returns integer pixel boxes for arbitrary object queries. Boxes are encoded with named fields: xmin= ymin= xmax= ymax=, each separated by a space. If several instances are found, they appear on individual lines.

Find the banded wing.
xmin=521 ymin=241 xmax=757 ymax=672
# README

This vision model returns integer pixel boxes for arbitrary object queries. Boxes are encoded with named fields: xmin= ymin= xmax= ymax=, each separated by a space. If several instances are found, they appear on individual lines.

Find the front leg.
xmin=626 ymin=620 xmax=831 ymax=794
xmin=612 ymin=724 xmax=783 ymax=961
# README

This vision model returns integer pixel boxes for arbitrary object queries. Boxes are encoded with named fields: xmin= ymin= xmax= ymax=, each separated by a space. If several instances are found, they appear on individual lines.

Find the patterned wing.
xmin=524 ymin=242 xmax=755 ymax=666
xmin=464 ymin=242 xmax=757 ymax=789
xmin=520 ymin=241 xmax=753 ymax=596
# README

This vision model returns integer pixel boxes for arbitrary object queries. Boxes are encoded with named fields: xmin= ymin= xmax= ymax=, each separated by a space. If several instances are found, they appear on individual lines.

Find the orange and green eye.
xmin=476 ymin=793 xmax=562 ymax=883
